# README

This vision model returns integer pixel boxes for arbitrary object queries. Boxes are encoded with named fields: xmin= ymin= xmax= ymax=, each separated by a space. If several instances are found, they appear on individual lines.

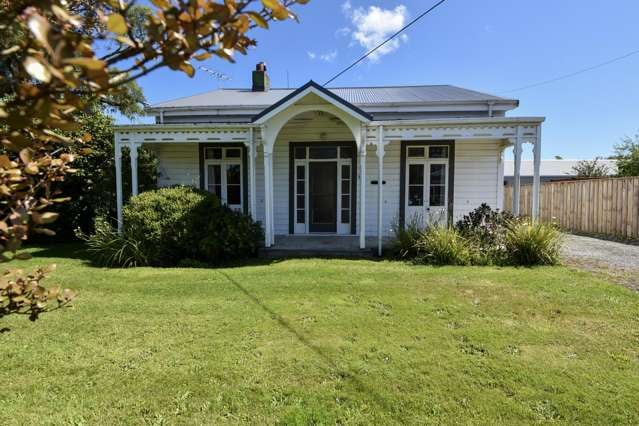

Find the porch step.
xmin=258 ymin=247 xmax=376 ymax=260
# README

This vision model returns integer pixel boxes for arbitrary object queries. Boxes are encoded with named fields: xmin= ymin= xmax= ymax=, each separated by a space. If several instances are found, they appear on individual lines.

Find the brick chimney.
xmin=252 ymin=62 xmax=270 ymax=92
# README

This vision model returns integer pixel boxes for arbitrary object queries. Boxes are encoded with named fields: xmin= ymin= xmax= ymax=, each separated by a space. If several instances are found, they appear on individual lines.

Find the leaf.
xmin=247 ymin=12 xmax=269 ymax=29
xmin=32 ymin=212 xmax=59 ymax=225
xmin=179 ymin=62 xmax=195 ymax=77
xmin=24 ymin=57 xmax=51 ymax=83
xmin=107 ymin=13 xmax=128 ymax=35
xmin=27 ymin=13 xmax=51 ymax=50
xmin=19 ymin=148 xmax=32 ymax=165
xmin=193 ymin=52 xmax=212 ymax=61
xmin=63 ymin=57 xmax=106 ymax=71
xmin=150 ymin=0 xmax=171 ymax=8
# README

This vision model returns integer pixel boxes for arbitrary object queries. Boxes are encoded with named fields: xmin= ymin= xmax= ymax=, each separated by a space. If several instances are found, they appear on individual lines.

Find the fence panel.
xmin=504 ymin=177 xmax=639 ymax=240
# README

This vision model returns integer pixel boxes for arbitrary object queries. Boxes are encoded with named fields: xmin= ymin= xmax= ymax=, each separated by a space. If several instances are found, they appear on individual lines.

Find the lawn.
xmin=1 ymin=244 xmax=638 ymax=425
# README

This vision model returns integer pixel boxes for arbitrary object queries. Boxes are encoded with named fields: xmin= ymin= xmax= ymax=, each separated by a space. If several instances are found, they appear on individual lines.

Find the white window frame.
xmin=404 ymin=145 xmax=449 ymax=226
xmin=204 ymin=147 xmax=243 ymax=211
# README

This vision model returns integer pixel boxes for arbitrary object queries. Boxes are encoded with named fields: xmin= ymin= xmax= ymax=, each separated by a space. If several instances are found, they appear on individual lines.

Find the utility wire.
xmin=323 ymin=0 xmax=450 ymax=87
xmin=502 ymin=48 xmax=639 ymax=93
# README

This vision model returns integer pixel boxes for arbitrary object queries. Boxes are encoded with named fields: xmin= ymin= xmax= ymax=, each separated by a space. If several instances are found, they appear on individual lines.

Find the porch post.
xmin=268 ymin=149 xmax=275 ymax=245
xmin=512 ymin=127 xmax=523 ymax=216
xmin=376 ymin=126 xmax=384 ymax=257
xmin=263 ymin=146 xmax=273 ymax=248
xmin=532 ymin=124 xmax=542 ymax=220
xmin=114 ymin=138 xmax=124 ymax=232
xmin=130 ymin=142 xmax=139 ymax=197
xmin=359 ymin=138 xmax=367 ymax=249
xmin=248 ymin=128 xmax=257 ymax=219
xmin=496 ymin=144 xmax=505 ymax=211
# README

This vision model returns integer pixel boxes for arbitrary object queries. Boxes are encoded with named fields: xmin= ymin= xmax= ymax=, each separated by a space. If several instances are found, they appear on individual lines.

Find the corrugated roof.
xmin=504 ymin=160 xmax=618 ymax=177
xmin=151 ymin=84 xmax=515 ymax=109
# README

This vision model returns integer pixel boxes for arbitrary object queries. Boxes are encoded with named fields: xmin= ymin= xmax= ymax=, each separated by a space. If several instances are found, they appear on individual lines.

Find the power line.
xmin=502 ymin=48 xmax=639 ymax=94
xmin=323 ymin=0 xmax=450 ymax=87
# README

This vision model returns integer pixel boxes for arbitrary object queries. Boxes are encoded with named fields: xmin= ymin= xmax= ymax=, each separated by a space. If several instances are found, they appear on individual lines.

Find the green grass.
xmin=1 ymin=244 xmax=638 ymax=425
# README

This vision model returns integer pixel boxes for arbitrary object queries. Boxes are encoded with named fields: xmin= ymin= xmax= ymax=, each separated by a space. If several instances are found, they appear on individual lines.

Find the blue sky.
xmin=126 ymin=0 xmax=639 ymax=160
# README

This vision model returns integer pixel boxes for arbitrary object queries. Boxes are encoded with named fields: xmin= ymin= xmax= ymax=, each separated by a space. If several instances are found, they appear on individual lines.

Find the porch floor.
xmin=259 ymin=235 xmax=394 ymax=259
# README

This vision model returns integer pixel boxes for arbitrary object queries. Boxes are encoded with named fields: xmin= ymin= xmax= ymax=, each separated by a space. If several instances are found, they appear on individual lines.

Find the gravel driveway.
xmin=562 ymin=234 xmax=639 ymax=292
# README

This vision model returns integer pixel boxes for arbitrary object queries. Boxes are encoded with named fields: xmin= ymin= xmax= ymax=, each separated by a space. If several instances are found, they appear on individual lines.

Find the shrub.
xmin=456 ymin=203 xmax=513 ymax=247
xmin=78 ymin=217 xmax=148 ymax=268
xmin=391 ymin=215 xmax=425 ymax=259
xmin=415 ymin=227 xmax=476 ymax=266
xmin=85 ymin=186 xmax=264 ymax=267
xmin=199 ymin=206 xmax=264 ymax=261
xmin=504 ymin=220 xmax=563 ymax=266
xmin=123 ymin=186 xmax=219 ymax=266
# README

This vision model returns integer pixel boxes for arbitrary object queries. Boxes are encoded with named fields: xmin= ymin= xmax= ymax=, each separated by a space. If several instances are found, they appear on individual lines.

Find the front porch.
xmin=259 ymin=235 xmax=394 ymax=259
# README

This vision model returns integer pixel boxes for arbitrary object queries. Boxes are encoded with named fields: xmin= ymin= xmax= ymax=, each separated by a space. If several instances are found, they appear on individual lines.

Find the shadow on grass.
xmin=218 ymin=270 xmax=395 ymax=415
xmin=25 ymin=242 xmax=93 ymax=262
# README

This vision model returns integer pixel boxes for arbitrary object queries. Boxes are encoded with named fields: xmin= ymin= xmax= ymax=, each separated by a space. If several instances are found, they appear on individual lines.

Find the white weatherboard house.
xmin=114 ymin=64 xmax=544 ymax=255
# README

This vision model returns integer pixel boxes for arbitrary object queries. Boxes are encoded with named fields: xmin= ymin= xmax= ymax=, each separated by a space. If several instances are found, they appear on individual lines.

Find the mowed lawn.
xmin=2 ymin=245 xmax=638 ymax=425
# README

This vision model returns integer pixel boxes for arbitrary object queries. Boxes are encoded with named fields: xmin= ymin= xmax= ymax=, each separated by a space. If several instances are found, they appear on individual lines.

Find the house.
xmin=504 ymin=159 xmax=617 ymax=185
xmin=114 ymin=63 xmax=544 ymax=255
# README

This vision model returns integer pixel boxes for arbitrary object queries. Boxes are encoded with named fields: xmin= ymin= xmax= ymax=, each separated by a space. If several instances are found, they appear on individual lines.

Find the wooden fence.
xmin=504 ymin=176 xmax=639 ymax=240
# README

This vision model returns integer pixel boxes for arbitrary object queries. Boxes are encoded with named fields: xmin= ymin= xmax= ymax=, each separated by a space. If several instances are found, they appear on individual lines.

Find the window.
xmin=408 ymin=164 xmax=424 ymax=206
xmin=226 ymin=148 xmax=241 ymax=158
xmin=340 ymin=147 xmax=353 ymax=159
xmin=429 ymin=146 xmax=448 ymax=159
xmin=204 ymin=147 xmax=222 ymax=160
xmin=296 ymin=165 xmax=305 ymax=224
xmin=408 ymin=147 xmax=425 ymax=158
xmin=309 ymin=146 xmax=338 ymax=159
xmin=204 ymin=147 xmax=243 ymax=210
xmin=429 ymin=164 xmax=446 ymax=207
xmin=206 ymin=164 xmax=221 ymax=198
xmin=340 ymin=164 xmax=351 ymax=224
xmin=226 ymin=164 xmax=241 ymax=205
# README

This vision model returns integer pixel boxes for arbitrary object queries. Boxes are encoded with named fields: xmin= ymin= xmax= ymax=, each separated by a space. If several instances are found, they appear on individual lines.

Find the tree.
xmin=614 ymin=134 xmax=639 ymax=177
xmin=571 ymin=158 xmax=611 ymax=178
xmin=0 ymin=0 xmax=309 ymax=321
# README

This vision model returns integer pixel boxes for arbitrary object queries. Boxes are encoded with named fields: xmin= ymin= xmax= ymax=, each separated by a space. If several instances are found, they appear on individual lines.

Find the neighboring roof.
xmin=504 ymin=160 xmax=618 ymax=177
xmin=252 ymin=80 xmax=372 ymax=123
xmin=150 ymin=84 xmax=517 ymax=110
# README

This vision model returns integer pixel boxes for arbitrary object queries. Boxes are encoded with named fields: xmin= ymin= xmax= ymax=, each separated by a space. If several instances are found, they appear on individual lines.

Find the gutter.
xmin=369 ymin=116 xmax=545 ymax=127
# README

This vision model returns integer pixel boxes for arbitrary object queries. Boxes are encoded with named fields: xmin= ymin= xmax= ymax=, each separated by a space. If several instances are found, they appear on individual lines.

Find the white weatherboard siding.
xmin=363 ymin=141 xmax=401 ymax=236
xmin=150 ymin=143 xmax=200 ymax=188
xmin=147 ymin=136 xmax=503 ymax=236
xmin=453 ymin=140 xmax=501 ymax=219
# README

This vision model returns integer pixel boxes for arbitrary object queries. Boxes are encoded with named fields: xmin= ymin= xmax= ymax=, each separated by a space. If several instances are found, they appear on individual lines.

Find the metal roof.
xmin=504 ymin=160 xmax=618 ymax=177
xmin=150 ymin=84 xmax=516 ymax=109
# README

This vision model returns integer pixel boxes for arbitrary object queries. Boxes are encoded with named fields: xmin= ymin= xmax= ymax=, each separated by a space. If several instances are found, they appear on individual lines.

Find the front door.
xmin=309 ymin=162 xmax=337 ymax=232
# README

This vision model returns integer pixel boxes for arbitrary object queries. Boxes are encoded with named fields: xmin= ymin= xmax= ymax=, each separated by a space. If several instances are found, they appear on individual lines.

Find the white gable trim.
xmin=252 ymin=85 xmax=372 ymax=125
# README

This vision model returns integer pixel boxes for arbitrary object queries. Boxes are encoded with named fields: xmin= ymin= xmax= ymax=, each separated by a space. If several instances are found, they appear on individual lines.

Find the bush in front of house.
xmin=503 ymin=220 xmax=563 ymax=266
xmin=199 ymin=205 xmax=264 ymax=261
xmin=391 ymin=215 xmax=425 ymax=259
xmin=81 ymin=186 xmax=263 ymax=267
xmin=79 ymin=216 xmax=148 ymax=268
xmin=123 ymin=186 xmax=218 ymax=265
xmin=455 ymin=203 xmax=513 ymax=264
xmin=392 ymin=204 xmax=563 ymax=266
xmin=415 ymin=227 xmax=475 ymax=266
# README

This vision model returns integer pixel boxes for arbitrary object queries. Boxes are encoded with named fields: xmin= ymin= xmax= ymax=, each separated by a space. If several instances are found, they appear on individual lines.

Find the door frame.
xmin=198 ymin=143 xmax=249 ymax=215
xmin=399 ymin=140 xmax=455 ymax=228
xmin=288 ymin=141 xmax=358 ymax=235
